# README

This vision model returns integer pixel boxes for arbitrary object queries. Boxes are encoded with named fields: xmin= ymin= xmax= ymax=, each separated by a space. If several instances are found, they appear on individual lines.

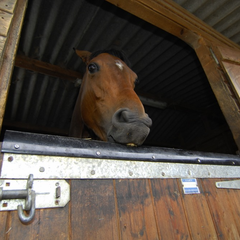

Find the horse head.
xmin=69 ymin=49 xmax=152 ymax=146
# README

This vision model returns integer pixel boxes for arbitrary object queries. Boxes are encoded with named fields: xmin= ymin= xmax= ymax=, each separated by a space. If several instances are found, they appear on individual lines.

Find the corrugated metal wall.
xmin=3 ymin=0 xmax=238 ymax=153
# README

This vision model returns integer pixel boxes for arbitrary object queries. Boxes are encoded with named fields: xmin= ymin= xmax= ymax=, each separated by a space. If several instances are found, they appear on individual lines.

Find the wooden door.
xmin=1 ymin=176 xmax=240 ymax=239
xmin=218 ymin=46 xmax=240 ymax=103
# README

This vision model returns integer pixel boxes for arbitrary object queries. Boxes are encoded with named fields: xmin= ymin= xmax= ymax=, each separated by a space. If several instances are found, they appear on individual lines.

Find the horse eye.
xmin=88 ymin=63 xmax=99 ymax=73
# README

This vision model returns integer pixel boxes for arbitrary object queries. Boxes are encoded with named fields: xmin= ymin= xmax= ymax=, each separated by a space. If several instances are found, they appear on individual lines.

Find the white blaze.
xmin=115 ymin=60 xmax=124 ymax=70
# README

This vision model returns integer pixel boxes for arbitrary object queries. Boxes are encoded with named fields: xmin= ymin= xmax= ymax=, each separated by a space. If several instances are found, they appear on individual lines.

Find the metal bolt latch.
xmin=0 ymin=174 xmax=35 ymax=223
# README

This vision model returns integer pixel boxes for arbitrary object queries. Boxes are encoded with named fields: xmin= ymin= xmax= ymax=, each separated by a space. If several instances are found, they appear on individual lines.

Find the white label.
xmin=181 ymin=178 xmax=200 ymax=194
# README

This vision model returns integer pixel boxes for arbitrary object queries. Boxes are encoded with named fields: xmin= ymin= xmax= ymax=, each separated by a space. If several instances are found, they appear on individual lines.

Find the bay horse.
xmin=69 ymin=49 xmax=152 ymax=146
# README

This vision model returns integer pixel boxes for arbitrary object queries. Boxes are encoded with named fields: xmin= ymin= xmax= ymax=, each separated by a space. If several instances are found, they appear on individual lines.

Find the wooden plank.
xmin=115 ymin=179 xmax=159 ymax=239
xmin=0 ymin=36 xmax=7 ymax=61
xmin=0 ymin=10 xmax=13 ymax=37
xmin=5 ymin=210 xmax=40 ymax=240
xmin=0 ymin=211 xmax=8 ymax=238
xmin=106 ymin=0 xmax=196 ymax=48
xmin=195 ymin=41 xmax=240 ymax=150
xmin=225 ymin=181 xmax=240 ymax=233
xmin=218 ymin=46 xmax=240 ymax=64
xmin=5 ymin=207 xmax=70 ymax=240
xmin=0 ymin=0 xmax=17 ymax=14
xmin=15 ymin=55 xmax=83 ymax=82
xmin=0 ymin=0 xmax=28 ymax=135
xmin=106 ymin=0 xmax=240 ymax=51
xmin=71 ymin=180 xmax=119 ymax=240
xmin=222 ymin=62 xmax=240 ymax=100
xmin=150 ymin=179 xmax=190 ymax=239
xmin=202 ymin=179 xmax=240 ymax=239
xmin=2 ymin=188 xmax=69 ymax=239
xmin=38 ymin=207 xmax=70 ymax=240
xmin=179 ymin=179 xmax=218 ymax=239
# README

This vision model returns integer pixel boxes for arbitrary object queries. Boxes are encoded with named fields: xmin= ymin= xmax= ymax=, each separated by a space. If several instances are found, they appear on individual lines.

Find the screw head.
xmin=96 ymin=151 xmax=100 ymax=156
xmin=14 ymin=144 xmax=20 ymax=149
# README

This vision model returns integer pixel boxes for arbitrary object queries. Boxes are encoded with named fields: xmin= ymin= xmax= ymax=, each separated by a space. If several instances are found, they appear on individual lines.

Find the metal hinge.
xmin=216 ymin=180 xmax=240 ymax=189
xmin=0 ymin=174 xmax=70 ymax=223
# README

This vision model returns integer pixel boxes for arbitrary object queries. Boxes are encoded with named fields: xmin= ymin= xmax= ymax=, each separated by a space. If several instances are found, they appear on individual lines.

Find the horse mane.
xmin=89 ymin=49 xmax=131 ymax=67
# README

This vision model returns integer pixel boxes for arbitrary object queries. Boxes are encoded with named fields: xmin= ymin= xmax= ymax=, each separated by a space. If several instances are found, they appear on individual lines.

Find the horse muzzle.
xmin=107 ymin=108 xmax=152 ymax=146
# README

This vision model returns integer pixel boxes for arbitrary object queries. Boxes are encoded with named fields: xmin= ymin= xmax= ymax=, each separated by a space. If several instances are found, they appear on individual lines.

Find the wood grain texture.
xmin=195 ymin=41 xmax=240 ymax=149
xmin=0 ymin=0 xmax=28 ymax=134
xmin=15 ymin=55 xmax=83 ymax=82
xmin=37 ymin=207 xmax=70 ymax=240
xmin=222 ymin=62 xmax=240 ymax=99
xmin=202 ymin=178 xmax=240 ymax=240
xmin=0 ymin=36 xmax=6 ymax=60
xmin=115 ymin=179 xmax=159 ymax=240
xmin=1 ymin=177 xmax=240 ymax=239
xmin=0 ymin=10 xmax=13 ymax=37
xmin=5 ymin=210 xmax=40 ymax=240
xmin=0 ymin=191 xmax=69 ymax=240
xmin=150 ymin=179 xmax=190 ymax=240
xmin=180 ymin=179 xmax=218 ymax=240
xmin=225 ymin=181 xmax=240 ymax=233
xmin=0 ymin=212 xmax=9 ymax=238
xmin=0 ymin=0 xmax=16 ymax=14
xmin=218 ymin=46 xmax=240 ymax=64
xmin=71 ymin=179 xmax=119 ymax=240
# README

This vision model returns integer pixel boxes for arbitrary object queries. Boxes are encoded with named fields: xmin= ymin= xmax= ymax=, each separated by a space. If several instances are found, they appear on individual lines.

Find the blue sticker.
xmin=183 ymin=187 xmax=200 ymax=194
xmin=181 ymin=178 xmax=197 ymax=183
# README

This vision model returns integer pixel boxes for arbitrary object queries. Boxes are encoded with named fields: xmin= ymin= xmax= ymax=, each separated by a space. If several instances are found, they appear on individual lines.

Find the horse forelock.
xmin=89 ymin=49 xmax=131 ymax=67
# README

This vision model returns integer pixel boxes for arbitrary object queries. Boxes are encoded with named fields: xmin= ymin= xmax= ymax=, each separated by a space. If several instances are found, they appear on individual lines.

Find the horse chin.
xmin=106 ymin=108 xmax=151 ymax=146
xmin=107 ymin=135 xmax=137 ymax=147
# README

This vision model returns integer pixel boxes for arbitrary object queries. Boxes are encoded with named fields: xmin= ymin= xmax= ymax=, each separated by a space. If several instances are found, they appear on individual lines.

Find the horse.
xmin=69 ymin=49 xmax=152 ymax=146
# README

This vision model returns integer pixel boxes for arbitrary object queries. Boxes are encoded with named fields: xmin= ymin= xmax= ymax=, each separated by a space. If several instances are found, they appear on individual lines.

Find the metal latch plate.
xmin=216 ymin=180 xmax=240 ymax=189
xmin=0 ymin=179 xmax=70 ymax=211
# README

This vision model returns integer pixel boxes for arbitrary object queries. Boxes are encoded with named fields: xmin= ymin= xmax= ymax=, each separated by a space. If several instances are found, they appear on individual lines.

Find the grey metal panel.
xmin=2 ymin=153 xmax=240 ymax=179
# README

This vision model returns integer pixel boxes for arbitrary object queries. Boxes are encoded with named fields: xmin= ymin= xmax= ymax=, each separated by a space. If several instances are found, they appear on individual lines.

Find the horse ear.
xmin=75 ymin=50 xmax=91 ymax=64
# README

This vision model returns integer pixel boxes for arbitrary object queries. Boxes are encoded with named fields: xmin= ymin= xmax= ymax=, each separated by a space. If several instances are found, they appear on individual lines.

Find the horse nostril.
xmin=113 ymin=108 xmax=152 ymax=127
xmin=113 ymin=108 xmax=129 ymax=124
